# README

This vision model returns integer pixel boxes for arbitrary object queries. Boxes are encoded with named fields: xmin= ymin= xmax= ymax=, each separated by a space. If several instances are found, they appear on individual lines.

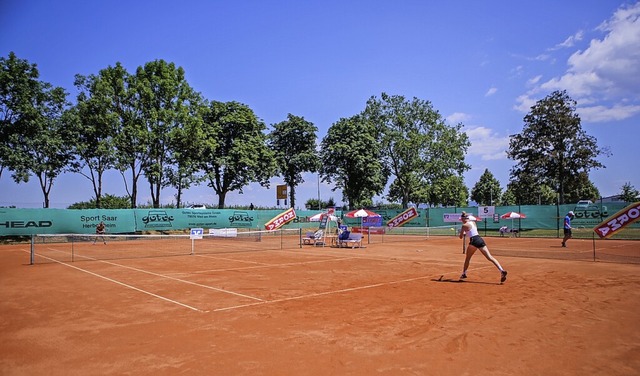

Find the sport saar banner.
xmin=387 ymin=207 xmax=418 ymax=229
xmin=593 ymin=202 xmax=640 ymax=239
xmin=264 ymin=208 xmax=297 ymax=231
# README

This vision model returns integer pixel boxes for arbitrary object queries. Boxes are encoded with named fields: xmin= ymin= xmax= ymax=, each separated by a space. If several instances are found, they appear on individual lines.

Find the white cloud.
xmin=527 ymin=75 xmax=543 ymax=86
xmin=550 ymin=30 xmax=585 ymax=50
xmin=485 ymin=87 xmax=498 ymax=97
xmin=565 ymin=2 xmax=640 ymax=98
xmin=577 ymin=104 xmax=640 ymax=122
xmin=540 ymin=71 xmax=609 ymax=97
xmin=517 ymin=2 xmax=640 ymax=122
xmin=513 ymin=93 xmax=537 ymax=113
xmin=465 ymin=126 xmax=510 ymax=161
xmin=534 ymin=53 xmax=552 ymax=61
xmin=446 ymin=112 xmax=471 ymax=124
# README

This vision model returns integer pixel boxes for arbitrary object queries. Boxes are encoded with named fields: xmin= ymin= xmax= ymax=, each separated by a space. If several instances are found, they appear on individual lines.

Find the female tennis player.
xmin=459 ymin=211 xmax=507 ymax=283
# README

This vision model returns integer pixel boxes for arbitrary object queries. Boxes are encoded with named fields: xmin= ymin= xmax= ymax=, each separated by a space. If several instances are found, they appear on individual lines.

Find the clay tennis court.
xmin=1 ymin=235 xmax=639 ymax=375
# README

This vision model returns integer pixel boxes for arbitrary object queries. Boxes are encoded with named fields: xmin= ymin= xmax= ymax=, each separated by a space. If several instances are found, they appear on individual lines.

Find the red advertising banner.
xmin=264 ymin=208 xmax=297 ymax=231
xmin=387 ymin=207 xmax=418 ymax=229
xmin=593 ymin=201 xmax=640 ymax=239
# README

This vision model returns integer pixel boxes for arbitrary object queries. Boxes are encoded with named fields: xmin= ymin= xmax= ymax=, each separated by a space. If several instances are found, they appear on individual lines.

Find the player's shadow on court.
xmin=432 ymin=277 xmax=502 ymax=286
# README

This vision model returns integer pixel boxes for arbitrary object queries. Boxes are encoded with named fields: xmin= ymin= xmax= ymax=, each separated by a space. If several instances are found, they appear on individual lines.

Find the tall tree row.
xmin=2 ymin=52 xmax=612 ymax=210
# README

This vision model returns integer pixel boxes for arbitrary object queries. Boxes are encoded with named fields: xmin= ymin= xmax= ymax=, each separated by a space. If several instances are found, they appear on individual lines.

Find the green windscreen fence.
xmin=1 ymin=203 xmax=637 ymax=236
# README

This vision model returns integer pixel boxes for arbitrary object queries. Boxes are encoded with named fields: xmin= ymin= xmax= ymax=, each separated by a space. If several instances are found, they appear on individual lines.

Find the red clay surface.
xmin=1 ymin=236 xmax=639 ymax=375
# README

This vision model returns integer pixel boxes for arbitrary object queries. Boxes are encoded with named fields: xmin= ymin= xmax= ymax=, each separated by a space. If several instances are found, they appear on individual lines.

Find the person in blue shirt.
xmin=562 ymin=211 xmax=575 ymax=247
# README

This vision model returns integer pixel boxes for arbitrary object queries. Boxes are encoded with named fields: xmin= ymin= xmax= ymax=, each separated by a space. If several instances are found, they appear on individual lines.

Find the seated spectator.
xmin=338 ymin=229 xmax=350 ymax=241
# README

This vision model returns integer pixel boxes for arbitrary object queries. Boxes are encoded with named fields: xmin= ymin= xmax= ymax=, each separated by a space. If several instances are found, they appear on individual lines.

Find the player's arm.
xmin=458 ymin=224 xmax=466 ymax=239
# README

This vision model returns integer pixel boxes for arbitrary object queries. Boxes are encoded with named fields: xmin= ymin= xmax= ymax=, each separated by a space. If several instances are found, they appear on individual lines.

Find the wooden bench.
xmin=337 ymin=233 xmax=363 ymax=248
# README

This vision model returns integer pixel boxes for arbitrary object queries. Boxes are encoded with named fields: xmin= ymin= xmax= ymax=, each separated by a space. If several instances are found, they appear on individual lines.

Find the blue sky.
xmin=1 ymin=0 xmax=639 ymax=209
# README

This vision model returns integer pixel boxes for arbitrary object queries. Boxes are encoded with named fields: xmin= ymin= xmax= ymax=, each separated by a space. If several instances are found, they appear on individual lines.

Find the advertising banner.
xmin=264 ymin=208 xmax=297 ymax=231
xmin=443 ymin=213 xmax=462 ymax=223
xmin=387 ymin=207 xmax=418 ymax=229
xmin=593 ymin=202 xmax=640 ymax=239
xmin=0 ymin=208 xmax=136 ymax=235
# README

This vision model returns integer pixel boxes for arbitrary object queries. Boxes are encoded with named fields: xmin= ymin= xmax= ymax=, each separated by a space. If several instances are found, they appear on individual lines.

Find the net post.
xmin=191 ymin=238 xmax=195 ymax=255
xmin=30 ymin=234 xmax=35 ymax=265
xmin=72 ymin=235 xmax=75 ymax=262
xmin=298 ymin=228 xmax=302 ymax=249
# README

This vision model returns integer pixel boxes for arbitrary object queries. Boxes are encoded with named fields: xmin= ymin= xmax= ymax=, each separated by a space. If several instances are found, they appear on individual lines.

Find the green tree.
xmin=500 ymin=186 xmax=517 ymax=206
xmin=96 ymin=63 xmax=147 ymax=208
xmin=619 ymin=182 xmax=639 ymax=203
xmin=319 ymin=115 xmax=386 ymax=209
xmin=363 ymin=93 xmax=470 ymax=208
xmin=68 ymin=71 xmax=121 ymax=208
xmin=0 ymin=52 xmax=71 ymax=207
xmin=68 ymin=194 xmax=131 ymax=209
xmin=165 ymin=95 xmax=208 ymax=208
xmin=506 ymin=173 xmax=558 ymax=205
xmin=537 ymin=185 xmax=558 ymax=205
xmin=268 ymin=114 xmax=320 ymax=209
xmin=305 ymin=198 xmax=337 ymax=210
xmin=199 ymin=101 xmax=275 ymax=209
xmin=507 ymin=90 xmax=607 ymax=204
xmin=1 ymin=52 xmax=42 ymax=180
xmin=502 ymin=172 xmax=558 ymax=205
xmin=388 ymin=172 xmax=427 ymax=207
xmin=470 ymin=169 xmax=501 ymax=206
xmin=132 ymin=60 xmax=201 ymax=208
xmin=429 ymin=175 xmax=469 ymax=207
xmin=564 ymin=172 xmax=600 ymax=203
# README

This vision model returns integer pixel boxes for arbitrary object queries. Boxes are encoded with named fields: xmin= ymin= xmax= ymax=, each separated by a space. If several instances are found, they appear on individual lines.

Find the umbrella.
xmin=309 ymin=212 xmax=338 ymax=222
xmin=345 ymin=209 xmax=381 ymax=218
xmin=344 ymin=209 xmax=381 ymax=230
xmin=500 ymin=211 xmax=526 ymax=231
xmin=500 ymin=212 xmax=527 ymax=219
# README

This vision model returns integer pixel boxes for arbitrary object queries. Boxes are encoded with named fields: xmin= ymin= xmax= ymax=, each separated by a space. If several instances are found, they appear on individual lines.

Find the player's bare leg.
xmin=460 ymin=247 xmax=476 ymax=279
xmin=479 ymin=247 xmax=507 ymax=283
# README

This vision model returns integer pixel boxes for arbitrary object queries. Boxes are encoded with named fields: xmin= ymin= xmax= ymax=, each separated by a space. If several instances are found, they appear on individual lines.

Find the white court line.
xmin=212 ymin=265 xmax=495 ymax=312
xmin=29 ymin=246 xmax=493 ymax=314
xmin=95 ymin=259 xmax=265 ymax=302
xmin=181 ymin=256 xmax=358 ymax=277
xmin=194 ymin=253 xmax=275 ymax=266
xmin=43 ymin=247 xmax=265 ymax=302
xmin=32 ymin=250 xmax=204 ymax=312
xmin=285 ymin=247 xmax=463 ymax=265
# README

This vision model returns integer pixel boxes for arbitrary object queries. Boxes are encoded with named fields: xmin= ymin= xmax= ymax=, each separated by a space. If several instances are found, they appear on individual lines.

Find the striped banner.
xmin=593 ymin=202 xmax=640 ymax=239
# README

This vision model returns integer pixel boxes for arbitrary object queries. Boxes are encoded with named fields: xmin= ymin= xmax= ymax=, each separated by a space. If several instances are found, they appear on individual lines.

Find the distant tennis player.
xmin=93 ymin=221 xmax=107 ymax=245
xmin=561 ymin=211 xmax=575 ymax=248
xmin=458 ymin=211 xmax=507 ymax=283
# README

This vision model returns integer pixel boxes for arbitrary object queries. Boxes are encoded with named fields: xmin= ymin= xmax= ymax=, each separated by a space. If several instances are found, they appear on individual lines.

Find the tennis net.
xmin=361 ymin=225 xmax=462 ymax=244
xmin=30 ymin=228 xmax=302 ymax=264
